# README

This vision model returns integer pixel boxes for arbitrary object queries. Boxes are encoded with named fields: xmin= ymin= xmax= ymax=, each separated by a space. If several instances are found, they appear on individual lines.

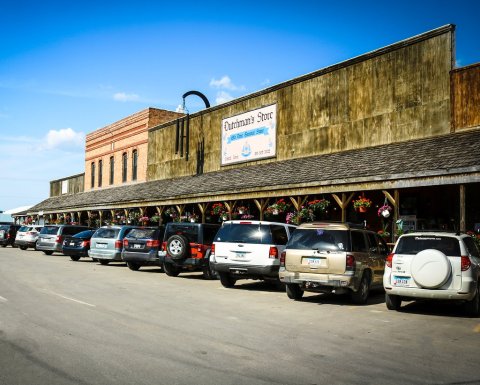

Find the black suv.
xmin=0 ymin=224 xmax=21 ymax=247
xmin=161 ymin=222 xmax=220 ymax=279
xmin=122 ymin=226 xmax=166 ymax=271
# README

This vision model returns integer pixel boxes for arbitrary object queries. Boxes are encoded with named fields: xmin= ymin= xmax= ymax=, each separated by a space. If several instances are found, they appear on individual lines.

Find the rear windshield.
xmin=93 ymin=228 xmax=120 ymax=239
xmin=395 ymin=236 xmax=461 ymax=256
xmin=214 ymin=224 xmax=274 ymax=245
xmin=127 ymin=228 xmax=158 ymax=239
xmin=19 ymin=226 xmax=30 ymax=232
xmin=73 ymin=230 xmax=96 ymax=238
xmin=165 ymin=225 xmax=199 ymax=243
xmin=40 ymin=226 xmax=59 ymax=235
xmin=286 ymin=229 xmax=349 ymax=251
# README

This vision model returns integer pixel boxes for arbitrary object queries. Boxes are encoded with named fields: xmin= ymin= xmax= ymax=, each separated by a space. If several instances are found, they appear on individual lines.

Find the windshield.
xmin=40 ymin=226 xmax=59 ymax=235
xmin=127 ymin=228 xmax=158 ymax=239
xmin=93 ymin=228 xmax=120 ymax=239
xmin=73 ymin=230 xmax=96 ymax=238
xmin=286 ymin=229 xmax=349 ymax=251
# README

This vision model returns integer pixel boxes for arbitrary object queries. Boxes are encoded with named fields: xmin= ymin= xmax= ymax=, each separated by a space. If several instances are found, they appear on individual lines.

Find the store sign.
xmin=221 ymin=104 xmax=276 ymax=165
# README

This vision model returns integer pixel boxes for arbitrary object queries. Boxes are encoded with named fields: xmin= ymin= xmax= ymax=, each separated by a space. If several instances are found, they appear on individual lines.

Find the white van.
xmin=211 ymin=220 xmax=296 ymax=288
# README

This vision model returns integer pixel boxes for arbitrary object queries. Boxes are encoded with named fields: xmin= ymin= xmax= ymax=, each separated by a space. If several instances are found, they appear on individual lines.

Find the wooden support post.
xmin=289 ymin=196 xmax=308 ymax=212
xmin=332 ymin=192 xmax=354 ymax=222
xmin=197 ymin=203 xmax=208 ymax=224
xmin=254 ymin=199 xmax=269 ymax=221
xmin=460 ymin=184 xmax=466 ymax=232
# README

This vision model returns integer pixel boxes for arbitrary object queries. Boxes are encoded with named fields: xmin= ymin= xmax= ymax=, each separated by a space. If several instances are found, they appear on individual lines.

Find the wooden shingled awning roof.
xmin=28 ymin=129 xmax=480 ymax=215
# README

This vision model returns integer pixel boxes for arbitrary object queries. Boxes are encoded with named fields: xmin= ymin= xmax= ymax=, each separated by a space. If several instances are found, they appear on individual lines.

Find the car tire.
xmin=286 ymin=283 xmax=304 ymax=300
xmin=464 ymin=283 xmax=480 ymax=317
xmin=385 ymin=293 xmax=402 ymax=311
xmin=351 ymin=272 xmax=370 ymax=304
xmin=166 ymin=234 xmax=189 ymax=260
xmin=163 ymin=262 xmax=180 ymax=277
xmin=98 ymin=259 xmax=109 ymax=265
xmin=127 ymin=261 xmax=141 ymax=271
xmin=219 ymin=272 xmax=236 ymax=288
xmin=19 ymin=246 xmax=27 ymax=250
xmin=43 ymin=251 xmax=53 ymax=255
xmin=70 ymin=256 xmax=80 ymax=261
xmin=1 ymin=244 xmax=6 ymax=248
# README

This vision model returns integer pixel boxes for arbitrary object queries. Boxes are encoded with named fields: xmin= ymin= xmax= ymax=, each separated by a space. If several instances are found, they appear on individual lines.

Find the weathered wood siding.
xmin=451 ymin=63 xmax=480 ymax=130
xmin=148 ymin=27 xmax=453 ymax=182
xmin=50 ymin=174 xmax=84 ymax=197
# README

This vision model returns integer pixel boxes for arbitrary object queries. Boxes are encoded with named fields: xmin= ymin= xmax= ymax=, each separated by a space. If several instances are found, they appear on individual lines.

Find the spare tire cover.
xmin=166 ymin=234 xmax=189 ymax=260
xmin=410 ymin=249 xmax=451 ymax=289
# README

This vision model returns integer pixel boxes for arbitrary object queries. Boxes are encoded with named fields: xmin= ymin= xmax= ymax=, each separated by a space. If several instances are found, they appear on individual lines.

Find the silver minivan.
xmin=36 ymin=225 xmax=91 ymax=255
xmin=89 ymin=225 xmax=136 ymax=265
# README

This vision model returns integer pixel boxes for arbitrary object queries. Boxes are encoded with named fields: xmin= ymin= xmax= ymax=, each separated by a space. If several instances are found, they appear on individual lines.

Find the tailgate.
xmin=214 ymin=242 xmax=274 ymax=265
xmin=285 ymin=249 xmax=347 ymax=274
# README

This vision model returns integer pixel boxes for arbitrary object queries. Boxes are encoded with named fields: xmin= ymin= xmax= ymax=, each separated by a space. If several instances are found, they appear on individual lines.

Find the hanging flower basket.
xmin=377 ymin=204 xmax=392 ymax=218
xmin=307 ymin=199 xmax=330 ymax=213
xmin=265 ymin=199 xmax=289 ymax=216
xmin=353 ymin=196 xmax=372 ymax=212
xmin=211 ymin=203 xmax=226 ymax=216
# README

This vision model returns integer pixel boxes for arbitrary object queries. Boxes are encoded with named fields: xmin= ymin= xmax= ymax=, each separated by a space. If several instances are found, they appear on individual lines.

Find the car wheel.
xmin=163 ymin=262 xmax=180 ymax=277
xmin=127 ymin=261 xmax=141 ymax=271
xmin=166 ymin=234 xmax=189 ymax=260
xmin=351 ymin=272 xmax=370 ymax=304
xmin=385 ymin=293 xmax=402 ymax=311
xmin=464 ymin=283 xmax=480 ymax=317
xmin=1 ymin=244 xmax=6 ymax=248
xmin=70 ymin=256 xmax=81 ymax=261
xmin=219 ymin=272 xmax=236 ymax=288
xmin=286 ymin=283 xmax=304 ymax=300
xmin=19 ymin=246 xmax=27 ymax=250
xmin=98 ymin=259 xmax=109 ymax=265
xmin=43 ymin=251 xmax=53 ymax=255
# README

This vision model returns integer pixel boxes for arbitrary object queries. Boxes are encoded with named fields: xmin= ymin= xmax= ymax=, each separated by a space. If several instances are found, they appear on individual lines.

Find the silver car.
xmin=89 ymin=225 xmax=136 ymax=265
xmin=14 ymin=225 xmax=43 ymax=250
xmin=36 ymin=225 xmax=92 ymax=255
xmin=384 ymin=232 xmax=480 ymax=316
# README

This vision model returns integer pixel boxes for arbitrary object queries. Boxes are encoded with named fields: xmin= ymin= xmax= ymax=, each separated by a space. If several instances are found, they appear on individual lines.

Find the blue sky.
xmin=1 ymin=0 xmax=479 ymax=212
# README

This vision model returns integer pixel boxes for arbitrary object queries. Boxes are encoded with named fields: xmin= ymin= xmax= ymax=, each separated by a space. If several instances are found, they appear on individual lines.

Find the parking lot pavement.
xmin=1 ymin=247 xmax=480 ymax=385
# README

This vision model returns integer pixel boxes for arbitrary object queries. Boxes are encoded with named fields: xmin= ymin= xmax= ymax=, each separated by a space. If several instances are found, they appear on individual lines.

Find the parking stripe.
xmin=0 ymin=295 xmax=7 ymax=302
xmin=42 ymin=290 xmax=95 ymax=307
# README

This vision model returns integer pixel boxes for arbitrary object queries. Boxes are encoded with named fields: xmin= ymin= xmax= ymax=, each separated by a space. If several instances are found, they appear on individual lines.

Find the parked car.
xmin=14 ymin=225 xmax=43 ymax=250
xmin=161 ymin=222 xmax=220 ymax=279
xmin=89 ymin=225 xmax=137 ymax=265
xmin=36 ymin=225 xmax=92 ymax=255
xmin=279 ymin=222 xmax=388 ymax=304
xmin=62 ymin=229 xmax=97 ymax=261
xmin=122 ymin=226 xmax=166 ymax=271
xmin=211 ymin=220 xmax=297 ymax=288
xmin=0 ymin=224 xmax=21 ymax=247
xmin=383 ymin=232 xmax=480 ymax=316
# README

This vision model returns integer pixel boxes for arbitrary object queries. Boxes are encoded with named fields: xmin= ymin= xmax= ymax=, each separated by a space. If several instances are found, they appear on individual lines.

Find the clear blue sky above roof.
xmin=0 ymin=0 xmax=478 ymax=210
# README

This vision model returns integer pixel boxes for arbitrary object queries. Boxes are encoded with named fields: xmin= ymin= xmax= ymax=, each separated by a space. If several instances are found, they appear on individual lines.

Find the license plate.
xmin=70 ymin=242 xmax=75 ymax=246
xmin=96 ymin=243 xmax=107 ymax=249
xmin=230 ymin=268 xmax=247 ymax=274
xmin=393 ymin=276 xmax=410 ymax=287
xmin=134 ymin=244 xmax=143 ymax=249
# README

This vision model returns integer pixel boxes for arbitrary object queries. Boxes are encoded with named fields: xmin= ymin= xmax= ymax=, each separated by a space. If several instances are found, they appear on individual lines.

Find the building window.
xmin=122 ymin=152 xmax=127 ymax=183
xmin=98 ymin=159 xmax=103 ymax=187
xmin=91 ymin=162 xmax=95 ymax=188
xmin=132 ymin=150 xmax=138 ymax=181
xmin=109 ymin=156 xmax=114 ymax=185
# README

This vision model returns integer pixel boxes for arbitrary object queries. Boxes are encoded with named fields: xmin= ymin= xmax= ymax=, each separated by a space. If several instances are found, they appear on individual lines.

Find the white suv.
xmin=211 ymin=220 xmax=297 ymax=288
xmin=383 ymin=232 xmax=480 ymax=316
xmin=14 ymin=225 xmax=43 ymax=250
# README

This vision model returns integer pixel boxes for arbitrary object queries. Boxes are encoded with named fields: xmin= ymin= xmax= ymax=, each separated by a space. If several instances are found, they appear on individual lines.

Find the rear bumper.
xmin=88 ymin=250 xmax=122 ymax=261
xmin=214 ymin=262 xmax=279 ymax=278
xmin=384 ymin=280 xmax=477 ymax=301
xmin=14 ymin=240 xmax=36 ymax=248
xmin=165 ymin=256 xmax=207 ymax=269
xmin=36 ymin=243 xmax=62 ymax=252
xmin=122 ymin=250 xmax=158 ymax=263
xmin=62 ymin=248 xmax=89 ymax=258
xmin=280 ymin=270 xmax=356 ymax=290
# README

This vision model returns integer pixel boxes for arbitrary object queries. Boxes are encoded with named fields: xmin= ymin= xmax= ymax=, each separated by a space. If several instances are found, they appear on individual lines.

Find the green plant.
xmin=266 ymin=199 xmax=289 ymax=215
xmin=353 ymin=196 xmax=372 ymax=209
xmin=308 ymin=199 xmax=330 ymax=212
xmin=211 ymin=203 xmax=226 ymax=215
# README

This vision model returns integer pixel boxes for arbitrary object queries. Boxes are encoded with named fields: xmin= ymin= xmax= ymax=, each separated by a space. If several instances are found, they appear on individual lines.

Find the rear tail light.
xmin=461 ymin=255 xmax=471 ymax=271
xmin=211 ymin=244 xmax=215 ymax=255
xmin=280 ymin=251 xmax=286 ymax=266
xmin=161 ymin=242 xmax=166 ymax=252
xmin=81 ymin=240 xmax=90 ymax=247
xmin=7 ymin=233 xmax=11 ymax=239
xmin=55 ymin=235 xmax=63 ymax=244
xmin=123 ymin=239 xmax=129 ymax=247
xmin=115 ymin=240 xmax=123 ymax=249
xmin=386 ymin=253 xmax=394 ymax=268
xmin=146 ymin=240 xmax=160 ymax=248
xmin=346 ymin=254 xmax=355 ymax=271
xmin=269 ymin=246 xmax=278 ymax=259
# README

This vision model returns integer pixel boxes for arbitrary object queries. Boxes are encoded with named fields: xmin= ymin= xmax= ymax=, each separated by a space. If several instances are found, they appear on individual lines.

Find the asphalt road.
xmin=1 ymin=246 xmax=479 ymax=385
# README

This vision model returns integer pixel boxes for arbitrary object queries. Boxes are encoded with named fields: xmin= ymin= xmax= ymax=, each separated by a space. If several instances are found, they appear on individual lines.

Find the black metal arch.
xmin=182 ymin=90 xmax=210 ymax=109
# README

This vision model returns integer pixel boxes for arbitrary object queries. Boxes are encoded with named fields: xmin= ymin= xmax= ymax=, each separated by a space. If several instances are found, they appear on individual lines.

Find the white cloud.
xmin=43 ymin=128 xmax=85 ymax=150
xmin=215 ymin=91 xmax=234 ymax=105
xmin=209 ymin=76 xmax=245 ymax=91
xmin=113 ymin=92 xmax=140 ymax=102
